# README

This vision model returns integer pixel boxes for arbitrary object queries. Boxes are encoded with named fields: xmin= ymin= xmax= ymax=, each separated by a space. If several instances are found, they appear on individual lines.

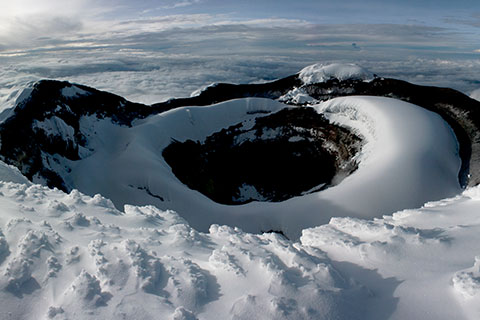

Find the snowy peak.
xmin=298 ymin=63 xmax=374 ymax=85
xmin=0 ymin=80 xmax=156 ymax=191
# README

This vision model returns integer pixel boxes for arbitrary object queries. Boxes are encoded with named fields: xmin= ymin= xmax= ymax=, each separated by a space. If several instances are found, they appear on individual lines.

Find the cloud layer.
xmin=1 ymin=2 xmax=480 ymax=107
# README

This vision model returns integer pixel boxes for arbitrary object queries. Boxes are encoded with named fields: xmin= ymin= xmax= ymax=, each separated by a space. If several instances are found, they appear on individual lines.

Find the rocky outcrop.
xmin=152 ymin=75 xmax=302 ymax=111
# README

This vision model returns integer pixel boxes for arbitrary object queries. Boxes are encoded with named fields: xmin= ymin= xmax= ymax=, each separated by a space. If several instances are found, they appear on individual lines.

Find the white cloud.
xmin=161 ymin=0 xmax=202 ymax=9
xmin=0 ymin=15 xmax=83 ymax=48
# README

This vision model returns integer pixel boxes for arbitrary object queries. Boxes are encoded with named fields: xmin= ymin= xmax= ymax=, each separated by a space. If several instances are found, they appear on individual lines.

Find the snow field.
xmin=0 ymin=176 xmax=477 ymax=318
xmin=0 ymin=182 xmax=373 ymax=320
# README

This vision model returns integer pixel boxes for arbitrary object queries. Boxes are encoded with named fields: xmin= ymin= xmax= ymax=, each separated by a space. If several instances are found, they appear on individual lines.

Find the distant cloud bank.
xmin=1 ymin=2 xmax=480 ymax=106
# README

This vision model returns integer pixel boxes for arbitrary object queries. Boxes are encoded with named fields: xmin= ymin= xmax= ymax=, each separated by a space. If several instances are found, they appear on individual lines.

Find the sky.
xmin=1 ymin=0 xmax=480 ymax=105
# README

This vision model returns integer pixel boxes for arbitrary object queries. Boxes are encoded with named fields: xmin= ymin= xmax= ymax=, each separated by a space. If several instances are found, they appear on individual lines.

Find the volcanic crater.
xmin=163 ymin=107 xmax=363 ymax=204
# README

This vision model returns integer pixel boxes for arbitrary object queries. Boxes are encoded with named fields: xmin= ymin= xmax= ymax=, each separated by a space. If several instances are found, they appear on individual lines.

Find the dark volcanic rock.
xmin=162 ymin=108 xmax=362 ymax=204
xmin=152 ymin=75 xmax=302 ymax=112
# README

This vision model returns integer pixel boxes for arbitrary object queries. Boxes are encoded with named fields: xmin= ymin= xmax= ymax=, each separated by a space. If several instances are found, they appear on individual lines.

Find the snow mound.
xmin=0 ymin=174 xmax=477 ymax=318
xmin=299 ymin=63 xmax=374 ymax=84
xmin=452 ymin=257 xmax=480 ymax=319
xmin=453 ymin=257 xmax=480 ymax=298
xmin=0 ymin=162 xmax=31 ymax=185
xmin=452 ymin=257 xmax=480 ymax=301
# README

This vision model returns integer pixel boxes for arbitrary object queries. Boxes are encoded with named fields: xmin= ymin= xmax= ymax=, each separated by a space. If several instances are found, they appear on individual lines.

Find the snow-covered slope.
xmin=470 ymin=88 xmax=480 ymax=102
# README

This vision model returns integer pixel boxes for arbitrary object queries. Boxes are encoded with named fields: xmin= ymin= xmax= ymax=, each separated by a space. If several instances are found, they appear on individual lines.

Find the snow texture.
xmin=0 ymin=163 xmax=475 ymax=318
xmin=0 ymin=181 xmax=369 ymax=320
xmin=453 ymin=257 xmax=480 ymax=299
xmin=0 ymin=81 xmax=36 ymax=122
xmin=299 ymin=63 xmax=374 ymax=84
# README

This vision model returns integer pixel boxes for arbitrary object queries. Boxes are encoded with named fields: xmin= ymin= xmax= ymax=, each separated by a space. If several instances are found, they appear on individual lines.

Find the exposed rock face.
xmin=162 ymin=108 xmax=362 ymax=204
